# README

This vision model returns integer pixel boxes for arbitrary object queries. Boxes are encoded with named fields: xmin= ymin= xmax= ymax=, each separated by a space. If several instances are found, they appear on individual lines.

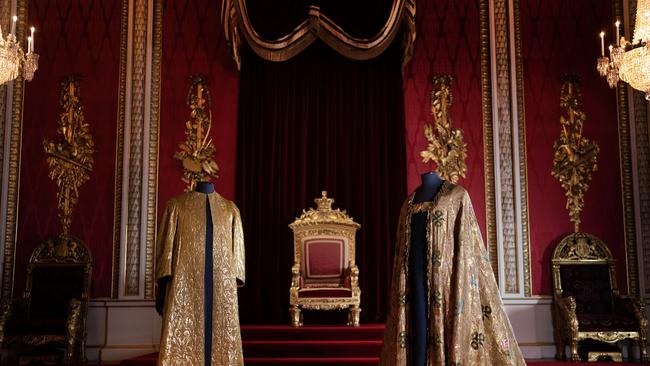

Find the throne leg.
xmin=554 ymin=339 xmax=565 ymax=361
xmin=348 ymin=305 xmax=361 ymax=327
xmin=290 ymin=305 xmax=303 ymax=327
xmin=65 ymin=339 xmax=75 ymax=364
xmin=639 ymin=337 xmax=649 ymax=362
xmin=569 ymin=339 xmax=580 ymax=362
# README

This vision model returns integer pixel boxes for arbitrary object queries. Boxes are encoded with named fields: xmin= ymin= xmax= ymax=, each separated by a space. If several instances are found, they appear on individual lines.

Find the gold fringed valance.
xmin=221 ymin=0 xmax=416 ymax=69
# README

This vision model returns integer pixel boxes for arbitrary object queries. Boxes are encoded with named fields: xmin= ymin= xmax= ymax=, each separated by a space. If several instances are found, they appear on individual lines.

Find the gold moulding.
xmin=174 ymin=76 xmax=219 ymax=191
xmin=551 ymin=77 xmax=599 ymax=232
xmin=420 ymin=75 xmax=467 ymax=183
xmin=42 ymin=77 xmax=95 ymax=236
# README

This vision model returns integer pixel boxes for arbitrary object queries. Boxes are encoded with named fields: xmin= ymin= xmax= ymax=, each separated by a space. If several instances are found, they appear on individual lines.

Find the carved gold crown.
xmin=289 ymin=191 xmax=360 ymax=229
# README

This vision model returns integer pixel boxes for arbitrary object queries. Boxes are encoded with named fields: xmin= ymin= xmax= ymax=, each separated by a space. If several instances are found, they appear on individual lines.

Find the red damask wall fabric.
xmin=158 ymin=0 xmax=239 ymax=211
xmin=521 ymin=0 xmax=627 ymax=294
xmin=16 ymin=0 xmax=121 ymax=297
xmin=403 ymin=0 xmax=486 ymax=238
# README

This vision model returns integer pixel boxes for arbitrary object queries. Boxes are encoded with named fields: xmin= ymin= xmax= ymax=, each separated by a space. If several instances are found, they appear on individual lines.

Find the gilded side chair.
xmin=552 ymin=232 xmax=648 ymax=362
xmin=0 ymin=236 xmax=92 ymax=364
xmin=289 ymin=191 xmax=361 ymax=327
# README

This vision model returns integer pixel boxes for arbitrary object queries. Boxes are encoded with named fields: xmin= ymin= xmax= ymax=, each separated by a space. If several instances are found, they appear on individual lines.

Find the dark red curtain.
xmin=236 ymin=40 xmax=406 ymax=324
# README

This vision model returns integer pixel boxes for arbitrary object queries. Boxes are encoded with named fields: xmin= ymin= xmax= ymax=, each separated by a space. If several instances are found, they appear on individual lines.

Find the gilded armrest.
xmin=0 ymin=298 xmax=28 ymax=343
xmin=555 ymin=294 xmax=579 ymax=334
xmin=614 ymin=294 xmax=648 ymax=333
xmin=290 ymin=264 xmax=301 ymax=289
xmin=66 ymin=299 xmax=82 ymax=345
xmin=0 ymin=299 xmax=12 ymax=343
xmin=349 ymin=263 xmax=359 ymax=289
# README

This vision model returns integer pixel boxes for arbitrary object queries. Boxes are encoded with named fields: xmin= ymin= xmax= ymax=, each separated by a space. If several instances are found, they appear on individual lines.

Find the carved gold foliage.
xmin=43 ymin=76 xmax=94 ymax=236
xmin=174 ymin=76 xmax=219 ymax=191
xmin=420 ymin=75 xmax=468 ymax=183
xmin=552 ymin=77 xmax=599 ymax=232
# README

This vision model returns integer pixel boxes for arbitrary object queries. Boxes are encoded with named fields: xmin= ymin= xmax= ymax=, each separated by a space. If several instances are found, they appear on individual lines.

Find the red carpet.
xmin=120 ymin=324 xmax=647 ymax=365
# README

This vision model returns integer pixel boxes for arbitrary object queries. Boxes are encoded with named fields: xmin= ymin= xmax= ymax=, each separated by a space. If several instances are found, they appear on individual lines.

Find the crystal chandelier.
xmin=0 ymin=16 xmax=38 ymax=85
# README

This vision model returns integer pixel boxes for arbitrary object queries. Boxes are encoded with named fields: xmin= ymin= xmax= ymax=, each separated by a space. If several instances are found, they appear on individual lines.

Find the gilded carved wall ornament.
xmin=43 ymin=76 xmax=94 ymax=236
xmin=174 ymin=76 xmax=219 ymax=191
xmin=552 ymin=76 xmax=599 ymax=232
xmin=420 ymin=75 xmax=468 ymax=183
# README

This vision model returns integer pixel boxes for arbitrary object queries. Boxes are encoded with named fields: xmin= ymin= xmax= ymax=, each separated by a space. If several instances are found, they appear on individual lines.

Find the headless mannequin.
xmin=410 ymin=172 xmax=443 ymax=366
xmin=155 ymin=180 xmax=215 ymax=316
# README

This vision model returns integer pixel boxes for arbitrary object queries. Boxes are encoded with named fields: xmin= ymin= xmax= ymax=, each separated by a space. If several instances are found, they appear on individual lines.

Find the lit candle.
xmin=600 ymin=31 xmax=605 ymax=56
xmin=609 ymin=44 xmax=614 ymax=61
xmin=27 ymin=36 xmax=31 ymax=54
xmin=10 ymin=15 xmax=16 ymax=37
xmin=30 ymin=26 xmax=34 ymax=52
xmin=615 ymin=20 xmax=621 ymax=46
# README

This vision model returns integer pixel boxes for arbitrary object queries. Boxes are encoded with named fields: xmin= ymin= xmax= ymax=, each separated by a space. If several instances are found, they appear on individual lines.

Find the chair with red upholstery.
xmin=552 ymin=232 xmax=648 ymax=362
xmin=289 ymin=191 xmax=361 ymax=327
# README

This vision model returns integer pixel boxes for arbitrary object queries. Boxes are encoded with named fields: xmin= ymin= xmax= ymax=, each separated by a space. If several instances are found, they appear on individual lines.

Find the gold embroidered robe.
xmin=380 ymin=183 xmax=525 ymax=365
xmin=156 ymin=191 xmax=245 ymax=366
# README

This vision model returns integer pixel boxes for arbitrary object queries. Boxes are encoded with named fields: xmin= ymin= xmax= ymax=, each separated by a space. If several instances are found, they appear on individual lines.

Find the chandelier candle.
xmin=615 ymin=20 xmax=620 ymax=46
xmin=600 ymin=31 xmax=605 ymax=56
xmin=30 ymin=27 xmax=34 ymax=53
xmin=10 ymin=15 xmax=16 ymax=37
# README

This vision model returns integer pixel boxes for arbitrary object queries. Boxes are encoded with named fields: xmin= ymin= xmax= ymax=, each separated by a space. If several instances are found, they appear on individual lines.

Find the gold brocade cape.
xmin=380 ymin=183 xmax=526 ymax=365
xmin=156 ymin=191 xmax=245 ymax=366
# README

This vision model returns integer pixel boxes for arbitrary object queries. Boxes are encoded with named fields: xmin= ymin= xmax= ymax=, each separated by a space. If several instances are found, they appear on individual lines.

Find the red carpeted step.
xmin=526 ymin=362 xmax=647 ymax=365
xmin=240 ymin=324 xmax=385 ymax=341
xmin=243 ymin=340 xmax=382 ymax=357
xmin=244 ymin=357 xmax=380 ymax=365
xmin=120 ymin=353 xmax=157 ymax=366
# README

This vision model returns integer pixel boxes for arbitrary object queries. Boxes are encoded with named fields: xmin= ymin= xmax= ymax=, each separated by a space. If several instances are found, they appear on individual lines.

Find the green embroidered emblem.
xmin=398 ymin=292 xmax=408 ymax=305
xmin=430 ymin=332 xmax=442 ymax=350
xmin=398 ymin=331 xmax=408 ymax=349
xmin=471 ymin=332 xmax=485 ymax=350
xmin=432 ymin=210 xmax=445 ymax=227
xmin=482 ymin=304 xmax=492 ymax=320
xmin=432 ymin=249 xmax=442 ymax=267
xmin=432 ymin=290 xmax=442 ymax=308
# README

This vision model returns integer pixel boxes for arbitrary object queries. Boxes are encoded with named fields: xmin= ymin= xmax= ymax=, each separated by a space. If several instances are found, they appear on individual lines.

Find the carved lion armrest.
xmin=348 ymin=263 xmax=359 ymax=288
xmin=613 ymin=294 xmax=648 ymax=328
xmin=290 ymin=264 xmax=302 ymax=289
xmin=555 ymin=294 xmax=579 ymax=326
xmin=0 ymin=298 xmax=28 ymax=342
xmin=66 ymin=299 xmax=83 ymax=344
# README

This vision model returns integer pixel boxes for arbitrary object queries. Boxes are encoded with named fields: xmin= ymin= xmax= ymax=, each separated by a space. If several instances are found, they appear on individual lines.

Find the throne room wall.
xmin=520 ymin=0 xmax=628 ymax=296
xmin=13 ymin=0 xmax=121 ymax=299
xmin=0 ymin=0 xmax=646 ymax=361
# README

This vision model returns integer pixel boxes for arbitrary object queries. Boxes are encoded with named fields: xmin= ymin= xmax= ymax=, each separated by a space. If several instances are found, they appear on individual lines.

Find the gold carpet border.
xmin=222 ymin=0 xmax=416 ymax=69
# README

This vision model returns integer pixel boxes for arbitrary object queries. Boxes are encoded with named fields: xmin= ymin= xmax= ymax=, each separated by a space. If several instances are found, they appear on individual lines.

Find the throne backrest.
xmin=552 ymin=232 xmax=616 ymax=315
xmin=559 ymin=264 xmax=613 ymax=314
xmin=25 ymin=236 xmax=92 ymax=319
xmin=289 ymin=191 xmax=360 ymax=288
xmin=301 ymin=237 xmax=349 ymax=286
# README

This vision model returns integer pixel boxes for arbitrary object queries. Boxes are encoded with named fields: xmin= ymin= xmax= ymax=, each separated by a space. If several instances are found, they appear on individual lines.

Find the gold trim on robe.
xmin=156 ymin=192 xmax=245 ymax=366
xmin=380 ymin=182 xmax=525 ymax=365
